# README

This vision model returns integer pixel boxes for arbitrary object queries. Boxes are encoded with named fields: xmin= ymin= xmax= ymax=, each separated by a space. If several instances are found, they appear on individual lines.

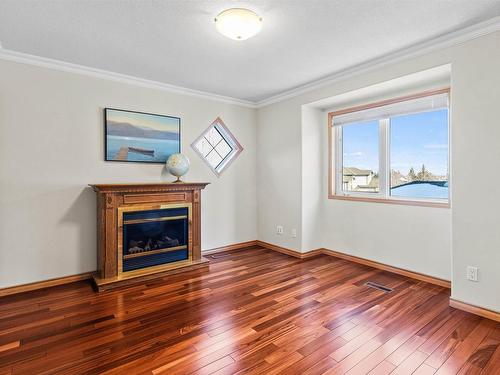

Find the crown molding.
xmin=255 ymin=16 xmax=500 ymax=108
xmin=0 ymin=16 xmax=499 ymax=109
xmin=0 ymin=48 xmax=257 ymax=109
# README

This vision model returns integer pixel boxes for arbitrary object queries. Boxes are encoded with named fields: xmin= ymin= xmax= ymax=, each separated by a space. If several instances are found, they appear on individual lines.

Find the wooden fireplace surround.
xmin=90 ymin=183 xmax=209 ymax=291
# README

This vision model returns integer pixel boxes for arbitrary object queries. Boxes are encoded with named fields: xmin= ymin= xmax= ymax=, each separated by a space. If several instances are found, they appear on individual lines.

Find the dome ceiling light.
xmin=214 ymin=8 xmax=263 ymax=41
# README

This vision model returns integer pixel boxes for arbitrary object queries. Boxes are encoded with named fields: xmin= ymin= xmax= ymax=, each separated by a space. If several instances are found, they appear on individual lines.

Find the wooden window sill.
xmin=328 ymin=194 xmax=450 ymax=208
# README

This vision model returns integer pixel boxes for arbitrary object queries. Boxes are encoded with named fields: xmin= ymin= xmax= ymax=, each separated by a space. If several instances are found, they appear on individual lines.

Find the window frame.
xmin=191 ymin=117 xmax=243 ymax=176
xmin=328 ymin=88 xmax=450 ymax=208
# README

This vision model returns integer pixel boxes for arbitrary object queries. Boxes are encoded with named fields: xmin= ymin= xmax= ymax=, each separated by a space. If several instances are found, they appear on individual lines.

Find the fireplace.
xmin=119 ymin=204 xmax=191 ymax=272
xmin=90 ymin=183 xmax=209 ymax=291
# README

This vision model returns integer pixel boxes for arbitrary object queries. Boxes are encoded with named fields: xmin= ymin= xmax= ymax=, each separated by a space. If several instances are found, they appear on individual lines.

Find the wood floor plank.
xmin=481 ymin=340 xmax=500 ymax=374
xmin=0 ymin=341 xmax=19 ymax=354
xmin=386 ymin=335 xmax=427 ymax=366
xmin=368 ymin=360 xmax=396 ymax=374
xmin=425 ymin=315 xmax=483 ymax=369
xmin=330 ymin=325 xmax=385 ymax=362
xmin=325 ymin=338 xmax=382 ymax=374
xmin=391 ymin=350 xmax=429 ymax=374
xmin=0 ymin=246 xmax=497 ymax=374
xmin=413 ymin=363 xmax=438 ymax=375
xmin=435 ymin=319 xmax=495 ymax=375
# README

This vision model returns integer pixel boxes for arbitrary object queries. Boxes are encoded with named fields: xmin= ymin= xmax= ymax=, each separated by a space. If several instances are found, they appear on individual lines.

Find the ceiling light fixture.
xmin=214 ymin=8 xmax=262 ymax=41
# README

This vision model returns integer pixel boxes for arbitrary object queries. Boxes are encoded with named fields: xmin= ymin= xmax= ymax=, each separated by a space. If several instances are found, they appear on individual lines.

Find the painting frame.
xmin=104 ymin=107 xmax=181 ymax=164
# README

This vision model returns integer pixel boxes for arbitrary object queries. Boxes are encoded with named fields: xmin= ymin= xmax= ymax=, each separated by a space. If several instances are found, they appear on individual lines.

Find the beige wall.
xmin=0 ymin=60 xmax=257 ymax=288
xmin=257 ymin=31 xmax=500 ymax=312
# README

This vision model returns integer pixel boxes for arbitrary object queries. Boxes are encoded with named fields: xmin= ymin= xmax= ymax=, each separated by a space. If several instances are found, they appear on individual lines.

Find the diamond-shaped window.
xmin=192 ymin=117 xmax=243 ymax=176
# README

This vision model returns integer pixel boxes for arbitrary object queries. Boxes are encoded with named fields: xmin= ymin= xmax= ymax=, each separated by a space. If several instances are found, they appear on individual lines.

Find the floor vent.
xmin=365 ymin=282 xmax=393 ymax=293
xmin=208 ymin=253 xmax=232 ymax=259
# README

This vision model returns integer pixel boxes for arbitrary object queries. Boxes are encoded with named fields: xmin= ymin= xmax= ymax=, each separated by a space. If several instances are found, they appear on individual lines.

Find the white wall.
xmin=256 ymin=102 xmax=302 ymax=250
xmin=301 ymin=105 xmax=324 ymax=252
xmin=0 ymin=60 xmax=257 ymax=288
xmin=257 ymin=31 xmax=500 ymax=312
xmin=322 ymin=200 xmax=451 ymax=280
xmin=450 ymin=33 xmax=500 ymax=311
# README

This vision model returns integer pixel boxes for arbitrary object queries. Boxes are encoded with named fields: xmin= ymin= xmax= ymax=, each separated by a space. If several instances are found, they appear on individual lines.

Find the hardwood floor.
xmin=0 ymin=246 xmax=498 ymax=374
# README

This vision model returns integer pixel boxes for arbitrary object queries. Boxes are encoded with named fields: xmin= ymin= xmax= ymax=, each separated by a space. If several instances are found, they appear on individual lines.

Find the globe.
xmin=166 ymin=153 xmax=190 ymax=183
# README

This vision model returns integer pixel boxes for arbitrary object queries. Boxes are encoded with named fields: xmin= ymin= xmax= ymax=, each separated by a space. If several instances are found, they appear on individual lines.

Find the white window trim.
xmin=328 ymin=88 xmax=451 ymax=208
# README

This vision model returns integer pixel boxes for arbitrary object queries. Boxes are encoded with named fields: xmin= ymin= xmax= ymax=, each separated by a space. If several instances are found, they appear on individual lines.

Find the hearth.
xmin=90 ymin=183 xmax=209 ymax=291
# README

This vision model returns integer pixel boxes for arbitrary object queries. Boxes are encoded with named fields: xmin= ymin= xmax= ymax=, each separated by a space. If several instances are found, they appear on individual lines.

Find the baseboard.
xmin=320 ymin=248 xmax=451 ymax=288
xmin=0 ymin=240 xmax=451 ymax=297
xmin=3 ymin=243 xmax=496 ymax=324
xmin=0 ymin=272 xmax=93 ymax=298
xmin=202 ymin=240 xmax=258 ymax=255
xmin=256 ymin=240 xmax=322 ymax=259
xmin=256 ymin=241 xmax=450 ymax=288
xmin=0 ymin=240 xmax=257 ymax=296
xmin=0 ymin=242 xmax=260 ymax=297
xmin=450 ymin=298 xmax=500 ymax=322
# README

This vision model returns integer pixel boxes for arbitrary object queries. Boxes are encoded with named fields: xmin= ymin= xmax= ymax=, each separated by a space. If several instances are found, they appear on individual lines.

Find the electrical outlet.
xmin=276 ymin=225 xmax=283 ymax=235
xmin=466 ymin=266 xmax=478 ymax=282
xmin=291 ymin=228 xmax=297 ymax=238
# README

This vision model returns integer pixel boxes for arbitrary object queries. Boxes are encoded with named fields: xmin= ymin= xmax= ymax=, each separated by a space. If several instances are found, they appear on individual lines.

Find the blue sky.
xmin=107 ymin=109 xmax=180 ymax=133
xmin=342 ymin=109 xmax=448 ymax=175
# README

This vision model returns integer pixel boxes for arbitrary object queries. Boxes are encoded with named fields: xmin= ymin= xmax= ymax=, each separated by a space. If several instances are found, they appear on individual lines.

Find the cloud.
xmin=424 ymin=144 xmax=448 ymax=150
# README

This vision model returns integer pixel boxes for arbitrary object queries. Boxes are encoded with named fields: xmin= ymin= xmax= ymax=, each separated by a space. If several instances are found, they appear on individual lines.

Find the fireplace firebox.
xmin=90 ymin=183 xmax=209 ymax=291
xmin=120 ymin=204 xmax=191 ymax=272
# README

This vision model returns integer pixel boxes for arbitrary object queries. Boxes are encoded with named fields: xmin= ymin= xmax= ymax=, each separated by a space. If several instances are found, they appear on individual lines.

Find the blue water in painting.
xmin=391 ymin=181 xmax=448 ymax=199
xmin=107 ymin=135 xmax=179 ymax=162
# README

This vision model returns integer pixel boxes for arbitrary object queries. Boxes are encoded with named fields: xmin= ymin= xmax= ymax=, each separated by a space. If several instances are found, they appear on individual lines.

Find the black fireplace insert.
xmin=121 ymin=205 xmax=189 ymax=272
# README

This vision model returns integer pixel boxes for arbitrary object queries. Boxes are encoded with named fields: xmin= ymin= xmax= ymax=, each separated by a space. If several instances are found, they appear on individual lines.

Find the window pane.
xmin=390 ymin=109 xmax=448 ymax=199
xmin=205 ymin=149 xmax=223 ymax=168
xmin=194 ymin=137 xmax=213 ymax=157
xmin=215 ymin=139 xmax=232 ymax=160
xmin=205 ymin=126 xmax=223 ymax=146
xmin=342 ymin=120 xmax=379 ymax=193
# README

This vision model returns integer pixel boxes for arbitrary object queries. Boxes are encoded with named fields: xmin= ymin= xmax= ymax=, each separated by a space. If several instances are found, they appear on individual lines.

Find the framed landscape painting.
xmin=105 ymin=108 xmax=181 ymax=163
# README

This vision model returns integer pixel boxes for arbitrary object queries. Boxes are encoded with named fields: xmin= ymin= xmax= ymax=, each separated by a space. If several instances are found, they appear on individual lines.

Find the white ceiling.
xmin=1 ymin=1 xmax=500 ymax=103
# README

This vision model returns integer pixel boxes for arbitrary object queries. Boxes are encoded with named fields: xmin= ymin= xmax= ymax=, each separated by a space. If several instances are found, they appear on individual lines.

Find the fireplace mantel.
xmin=91 ymin=182 xmax=210 ymax=193
xmin=90 ymin=182 xmax=210 ymax=291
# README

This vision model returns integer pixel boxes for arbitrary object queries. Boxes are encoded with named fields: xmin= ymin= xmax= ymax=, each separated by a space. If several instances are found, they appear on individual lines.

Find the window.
xmin=192 ymin=117 xmax=243 ymax=176
xmin=329 ymin=89 xmax=449 ymax=207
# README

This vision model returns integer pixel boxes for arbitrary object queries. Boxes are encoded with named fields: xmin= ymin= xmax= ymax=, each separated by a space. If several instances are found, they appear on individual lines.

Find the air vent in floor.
xmin=364 ymin=281 xmax=393 ymax=293
xmin=207 ymin=253 xmax=233 ymax=259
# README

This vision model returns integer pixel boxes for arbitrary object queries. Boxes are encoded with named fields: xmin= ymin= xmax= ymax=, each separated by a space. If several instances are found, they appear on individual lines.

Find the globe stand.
xmin=172 ymin=176 xmax=184 ymax=183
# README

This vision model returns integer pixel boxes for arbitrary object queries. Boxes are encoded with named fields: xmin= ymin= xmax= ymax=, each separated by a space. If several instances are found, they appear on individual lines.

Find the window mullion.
xmin=379 ymin=118 xmax=390 ymax=198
